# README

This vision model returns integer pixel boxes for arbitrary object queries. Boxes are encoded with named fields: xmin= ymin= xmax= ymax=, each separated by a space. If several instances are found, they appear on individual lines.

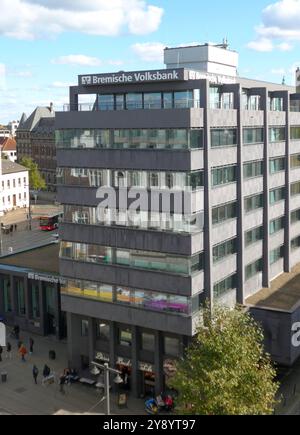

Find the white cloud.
xmin=0 ymin=0 xmax=164 ymax=40
xmin=248 ymin=0 xmax=300 ymax=49
xmin=132 ymin=42 xmax=165 ymax=62
xmin=247 ymin=38 xmax=274 ymax=52
xmin=52 ymin=55 xmax=102 ymax=67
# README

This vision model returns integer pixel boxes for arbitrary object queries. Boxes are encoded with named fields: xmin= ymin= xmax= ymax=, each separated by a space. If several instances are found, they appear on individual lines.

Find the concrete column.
xmin=262 ymin=89 xmax=271 ymax=288
xmin=0 ymin=274 xmax=4 ymax=314
xmin=154 ymin=331 xmax=164 ymax=395
xmin=24 ymin=277 xmax=30 ymax=321
xmin=38 ymin=281 xmax=46 ymax=335
xmin=88 ymin=317 xmax=96 ymax=364
xmin=131 ymin=325 xmax=139 ymax=397
xmin=283 ymin=91 xmax=291 ymax=272
xmin=66 ymin=312 xmax=81 ymax=370
xmin=203 ymin=80 xmax=213 ymax=305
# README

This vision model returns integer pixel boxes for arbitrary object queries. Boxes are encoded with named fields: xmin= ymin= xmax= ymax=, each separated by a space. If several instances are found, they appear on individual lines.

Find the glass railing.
xmin=63 ymin=100 xmax=201 ymax=112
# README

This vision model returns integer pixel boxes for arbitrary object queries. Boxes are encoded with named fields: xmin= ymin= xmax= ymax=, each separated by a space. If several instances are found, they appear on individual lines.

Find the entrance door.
xmin=13 ymin=195 xmax=16 ymax=207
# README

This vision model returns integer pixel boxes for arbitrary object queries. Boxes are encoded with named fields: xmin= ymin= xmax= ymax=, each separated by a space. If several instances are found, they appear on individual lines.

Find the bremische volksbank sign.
xmin=79 ymin=68 xmax=186 ymax=86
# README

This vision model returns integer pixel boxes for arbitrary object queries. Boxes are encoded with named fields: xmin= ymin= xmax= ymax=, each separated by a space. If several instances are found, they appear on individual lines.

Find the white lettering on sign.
xmin=80 ymin=70 xmax=181 ymax=86
xmin=0 ymin=322 xmax=6 ymax=347
xmin=291 ymin=322 xmax=300 ymax=348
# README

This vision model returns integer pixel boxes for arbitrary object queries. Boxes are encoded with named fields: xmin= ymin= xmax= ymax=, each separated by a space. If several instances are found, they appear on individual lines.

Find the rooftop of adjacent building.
xmin=0 ymin=137 xmax=16 ymax=152
xmin=18 ymin=104 xmax=55 ymax=132
xmin=246 ymin=263 xmax=300 ymax=313
xmin=0 ymin=243 xmax=59 ymax=275
xmin=1 ymin=159 xmax=28 ymax=175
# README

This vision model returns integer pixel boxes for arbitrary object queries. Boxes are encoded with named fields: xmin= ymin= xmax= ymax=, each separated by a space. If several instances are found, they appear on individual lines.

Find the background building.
xmin=16 ymin=104 xmax=56 ymax=192
xmin=1 ymin=160 xmax=29 ymax=212
xmin=56 ymin=43 xmax=300 ymax=395
xmin=0 ymin=243 xmax=66 ymax=339
xmin=0 ymin=137 xmax=17 ymax=162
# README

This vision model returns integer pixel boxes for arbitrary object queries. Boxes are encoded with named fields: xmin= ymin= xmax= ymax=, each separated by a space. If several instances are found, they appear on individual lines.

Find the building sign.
xmin=79 ymin=69 xmax=186 ymax=86
xmin=163 ymin=359 xmax=177 ymax=378
xmin=28 ymin=273 xmax=66 ymax=285
xmin=116 ymin=357 xmax=132 ymax=367
xmin=188 ymin=70 xmax=236 ymax=85
xmin=95 ymin=352 xmax=110 ymax=363
xmin=139 ymin=362 xmax=154 ymax=373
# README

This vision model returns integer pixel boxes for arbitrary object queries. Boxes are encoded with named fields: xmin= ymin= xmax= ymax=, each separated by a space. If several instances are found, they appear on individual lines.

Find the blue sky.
xmin=0 ymin=0 xmax=300 ymax=123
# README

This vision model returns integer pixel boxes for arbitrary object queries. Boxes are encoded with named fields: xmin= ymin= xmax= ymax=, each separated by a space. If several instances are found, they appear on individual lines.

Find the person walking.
xmin=6 ymin=342 xmax=12 ymax=359
xmin=0 ymin=345 xmax=3 ymax=362
xmin=13 ymin=324 xmax=20 ymax=340
xmin=29 ymin=337 xmax=34 ymax=355
xmin=59 ymin=374 xmax=66 ymax=394
xmin=32 ymin=365 xmax=39 ymax=385
xmin=19 ymin=344 xmax=27 ymax=362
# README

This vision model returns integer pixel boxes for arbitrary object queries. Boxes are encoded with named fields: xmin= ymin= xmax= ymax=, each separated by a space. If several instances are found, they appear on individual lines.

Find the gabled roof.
xmin=18 ymin=113 xmax=27 ymax=129
xmin=1 ymin=160 xmax=28 ymax=175
xmin=0 ymin=137 xmax=16 ymax=152
xmin=18 ymin=106 xmax=54 ymax=132
xmin=32 ymin=117 xmax=55 ymax=135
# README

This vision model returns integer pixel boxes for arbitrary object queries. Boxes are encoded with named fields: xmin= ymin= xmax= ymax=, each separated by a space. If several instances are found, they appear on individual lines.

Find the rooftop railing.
xmin=63 ymin=100 xmax=201 ymax=112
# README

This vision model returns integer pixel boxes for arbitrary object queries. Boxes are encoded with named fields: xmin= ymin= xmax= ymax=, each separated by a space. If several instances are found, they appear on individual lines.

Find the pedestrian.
xmin=14 ymin=224 xmax=17 ymax=232
xmin=19 ymin=344 xmax=27 ymax=362
xmin=43 ymin=364 xmax=50 ymax=379
xmin=0 ymin=345 xmax=3 ymax=362
xmin=32 ymin=365 xmax=39 ymax=384
xmin=59 ymin=374 xmax=66 ymax=394
xmin=6 ymin=342 xmax=12 ymax=359
xmin=13 ymin=324 xmax=20 ymax=340
xmin=29 ymin=337 xmax=34 ymax=354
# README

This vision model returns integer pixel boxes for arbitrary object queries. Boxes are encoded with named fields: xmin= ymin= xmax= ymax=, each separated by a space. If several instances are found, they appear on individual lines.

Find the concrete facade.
xmin=56 ymin=45 xmax=300 ymax=394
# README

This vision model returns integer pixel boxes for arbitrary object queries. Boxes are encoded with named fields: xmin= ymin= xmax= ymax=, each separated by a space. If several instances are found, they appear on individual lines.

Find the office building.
xmin=56 ymin=43 xmax=300 ymax=395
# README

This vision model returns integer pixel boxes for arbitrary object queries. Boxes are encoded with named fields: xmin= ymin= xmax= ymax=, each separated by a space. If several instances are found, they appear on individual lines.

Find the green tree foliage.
xmin=20 ymin=157 xmax=46 ymax=191
xmin=170 ymin=305 xmax=279 ymax=415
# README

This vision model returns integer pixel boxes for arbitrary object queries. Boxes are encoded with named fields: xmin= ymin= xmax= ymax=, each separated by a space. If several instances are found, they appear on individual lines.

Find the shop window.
xmin=141 ymin=332 xmax=155 ymax=352
xmin=164 ymin=336 xmax=180 ymax=357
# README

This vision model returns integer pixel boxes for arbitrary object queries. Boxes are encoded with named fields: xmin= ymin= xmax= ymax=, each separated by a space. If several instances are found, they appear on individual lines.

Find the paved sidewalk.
xmin=275 ymin=359 xmax=300 ymax=415
xmin=0 ymin=329 xmax=146 ymax=415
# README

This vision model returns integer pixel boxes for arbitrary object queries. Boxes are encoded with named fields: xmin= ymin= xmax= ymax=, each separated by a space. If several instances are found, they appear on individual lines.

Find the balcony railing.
xmin=63 ymin=100 xmax=201 ymax=112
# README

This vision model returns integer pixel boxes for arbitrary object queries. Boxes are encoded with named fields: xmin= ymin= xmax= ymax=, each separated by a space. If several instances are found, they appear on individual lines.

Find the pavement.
xmin=0 ymin=329 xmax=146 ymax=415
xmin=275 ymin=359 xmax=300 ymax=415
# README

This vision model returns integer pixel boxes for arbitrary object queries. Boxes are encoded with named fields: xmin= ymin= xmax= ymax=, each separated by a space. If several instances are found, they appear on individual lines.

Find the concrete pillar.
xmin=24 ymin=277 xmax=30 ymax=321
xmin=66 ymin=312 xmax=81 ymax=370
xmin=131 ymin=325 xmax=139 ymax=397
xmin=154 ymin=331 xmax=164 ymax=395
xmin=88 ymin=317 xmax=96 ymax=364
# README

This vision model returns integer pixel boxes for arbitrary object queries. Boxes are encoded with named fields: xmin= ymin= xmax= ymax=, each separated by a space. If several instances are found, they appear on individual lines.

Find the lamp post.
xmin=24 ymin=185 xmax=32 ymax=230
xmin=91 ymin=361 xmax=122 ymax=415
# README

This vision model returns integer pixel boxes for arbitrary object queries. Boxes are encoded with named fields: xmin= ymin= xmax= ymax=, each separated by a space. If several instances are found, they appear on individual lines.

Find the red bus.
xmin=39 ymin=213 xmax=63 ymax=231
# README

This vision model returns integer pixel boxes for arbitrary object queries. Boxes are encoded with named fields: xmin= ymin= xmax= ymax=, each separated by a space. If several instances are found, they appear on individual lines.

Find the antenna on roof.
xmin=223 ymin=38 xmax=229 ymax=49
xmin=282 ymin=76 xmax=286 ymax=85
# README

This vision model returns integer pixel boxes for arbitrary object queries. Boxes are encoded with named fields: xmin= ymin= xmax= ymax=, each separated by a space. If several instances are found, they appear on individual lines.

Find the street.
xmin=0 ymin=329 xmax=146 ymax=415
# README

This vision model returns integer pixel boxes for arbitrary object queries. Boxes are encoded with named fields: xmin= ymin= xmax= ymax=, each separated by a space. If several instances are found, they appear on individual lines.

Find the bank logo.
xmin=292 ymin=322 xmax=300 ymax=348
xmin=81 ymin=76 xmax=92 ymax=85
xmin=0 ymin=322 xmax=6 ymax=347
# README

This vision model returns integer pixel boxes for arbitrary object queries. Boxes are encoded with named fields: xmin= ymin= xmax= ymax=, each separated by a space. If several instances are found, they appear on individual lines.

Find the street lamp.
xmin=91 ymin=361 xmax=122 ymax=415
xmin=24 ymin=185 xmax=32 ymax=231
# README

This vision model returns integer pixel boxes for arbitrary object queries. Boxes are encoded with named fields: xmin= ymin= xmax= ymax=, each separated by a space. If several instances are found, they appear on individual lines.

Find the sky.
xmin=1 ymin=0 xmax=300 ymax=123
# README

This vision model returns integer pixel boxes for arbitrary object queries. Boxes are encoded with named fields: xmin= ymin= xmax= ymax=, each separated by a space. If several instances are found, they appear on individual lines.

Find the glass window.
xmin=2 ymin=276 xmax=11 ymax=313
xmin=119 ymin=327 xmax=132 ymax=347
xmin=212 ymin=202 xmax=237 ymax=225
xmin=98 ymin=94 xmax=114 ymax=111
xmin=243 ymin=161 xmax=263 ymax=179
xmin=245 ymin=226 xmax=263 ymax=247
xmin=210 ymin=86 xmax=221 ymax=109
xmin=214 ymin=274 xmax=237 ymax=298
xmin=163 ymin=92 xmax=173 ymax=109
xmin=96 ymin=322 xmax=110 ymax=341
xmin=81 ymin=320 xmax=89 ymax=337
xmin=190 ymin=129 xmax=203 ymax=149
xmin=212 ymin=166 xmax=237 ymax=187
xmin=269 ymin=127 xmax=285 ymax=142
xmin=291 ymin=209 xmax=300 ymax=224
xmin=270 ymin=187 xmax=285 ymax=204
xmin=245 ymin=194 xmax=264 ymax=212
xmin=144 ymin=93 xmax=162 ymax=109
xmin=126 ymin=93 xmax=143 ymax=110
xmin=164 ymin=336 xmax=180 ymax=357
xmin=270 ymin=158 xmax=285 ymax=174
xmin=16 ymin=279 xmax=26 ymax=316
xmin=30 ymin=282 xmax=40 ymax=319
xmin=211 ymin=129 xmax=237 ymax=147
xmin=245 ymin=259 xmax=263 ymax=281
xmin=115 ymin=94 xmax=125 ymax=110
xmin=291 ymin=182 xmax=300 ymax=196
xmin=270 ymin=217 xmax=285 ymax=235
xmin=174 ymin=90 xmax=193 ymax=109
xmin=213 ymin=238 xmax=237 ymax=263
xmin=291 ymin=236 xmax=300 ymax=251
xmin=291 ymin=127 xmax=300 ymax=140
xmin=270 ymin=246 xmax=284 ymax=265
xmin=291 ymin=154 xmax=300 ymax=168
xmin=141 ymin=332 xmax=155 ymax=352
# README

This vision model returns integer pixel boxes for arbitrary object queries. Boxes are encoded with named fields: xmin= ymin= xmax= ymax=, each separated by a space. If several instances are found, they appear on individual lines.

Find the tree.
xmin=170 ymin=305 xmax=279 ymax=415
xmin=20 ymin=157 xmax=46 ymax=191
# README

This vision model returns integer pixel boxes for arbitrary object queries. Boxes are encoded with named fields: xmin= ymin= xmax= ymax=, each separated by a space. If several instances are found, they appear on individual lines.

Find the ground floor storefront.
xmin=66 ymin=312 xmax=189 ymax=397
xmin=0 ymin=245 xmax=66 ymax=340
